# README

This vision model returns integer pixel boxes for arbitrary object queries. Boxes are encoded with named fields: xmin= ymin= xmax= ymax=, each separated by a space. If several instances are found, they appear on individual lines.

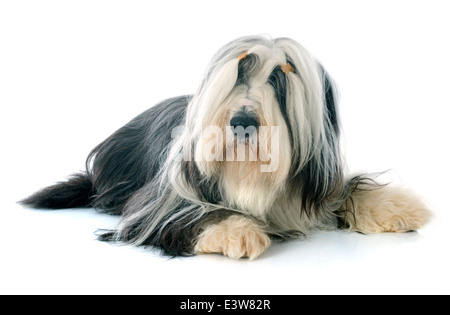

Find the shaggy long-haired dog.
xmin=21 ymin=36 xmax=431 ymax=259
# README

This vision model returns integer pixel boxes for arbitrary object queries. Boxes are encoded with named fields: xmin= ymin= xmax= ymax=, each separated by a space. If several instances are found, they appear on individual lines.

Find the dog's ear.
xmin=307 ymin=64 xmax=342 ymax=214
xmin=290 ymin=63 xmax=343 ymax=217
xmin=320 ymin=64 xmax=340 ymax=137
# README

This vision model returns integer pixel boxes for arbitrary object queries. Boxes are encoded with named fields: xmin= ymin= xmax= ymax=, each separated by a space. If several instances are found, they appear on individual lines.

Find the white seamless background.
xmin=1 ymin=0 xmax=449 ymax=294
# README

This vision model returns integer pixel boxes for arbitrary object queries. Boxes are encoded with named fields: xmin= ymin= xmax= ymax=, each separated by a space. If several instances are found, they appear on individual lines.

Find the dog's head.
xmin=176 ymin=36 xmax=342 ymax=216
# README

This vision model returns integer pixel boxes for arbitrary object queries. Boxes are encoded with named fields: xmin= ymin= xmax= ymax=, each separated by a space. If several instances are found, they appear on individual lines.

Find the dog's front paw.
xmin=194 ymin=215 xmax=271 ymax=260
xmin=371 ymin=193 xmax=431 ymax=233
xmin=349 ymin=186 xmax=432 ymax=233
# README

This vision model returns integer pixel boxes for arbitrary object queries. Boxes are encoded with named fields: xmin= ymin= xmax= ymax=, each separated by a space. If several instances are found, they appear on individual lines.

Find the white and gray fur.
xmin=21 ymin=36 xmax=384 ymax=256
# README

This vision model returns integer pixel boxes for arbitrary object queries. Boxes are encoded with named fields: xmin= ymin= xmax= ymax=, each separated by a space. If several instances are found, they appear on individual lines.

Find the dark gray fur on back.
xmin=88 ymin=95 xmax=191 ymax=214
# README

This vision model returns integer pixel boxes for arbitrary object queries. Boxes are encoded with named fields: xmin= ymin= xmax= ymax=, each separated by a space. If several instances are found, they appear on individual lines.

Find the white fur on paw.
xmin=194 ymin=215 xmax=271 ymax=260
xmin=371 ymin=198 xmax=431 ymax=232
xmin=350 ymin=186 xmax=432 ymax=233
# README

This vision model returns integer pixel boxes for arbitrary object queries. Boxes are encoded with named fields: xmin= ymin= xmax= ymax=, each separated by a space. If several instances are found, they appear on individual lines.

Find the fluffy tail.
xmin=20 ymin=173 xmax=94 ymax=209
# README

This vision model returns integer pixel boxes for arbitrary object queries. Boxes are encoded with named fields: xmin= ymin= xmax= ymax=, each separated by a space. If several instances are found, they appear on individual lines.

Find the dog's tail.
xmin=20 ymin=173 xmax=94 ymax=209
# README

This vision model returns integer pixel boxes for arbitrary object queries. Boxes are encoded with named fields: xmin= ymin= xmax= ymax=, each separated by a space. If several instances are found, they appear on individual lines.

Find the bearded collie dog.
xmin=21 ymin=36 xmax=431 ymax=259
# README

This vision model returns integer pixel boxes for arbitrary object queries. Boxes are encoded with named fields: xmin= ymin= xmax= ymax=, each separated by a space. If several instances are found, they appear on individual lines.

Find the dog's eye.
xmin=237 ymin=54 xmax=259 ymax=84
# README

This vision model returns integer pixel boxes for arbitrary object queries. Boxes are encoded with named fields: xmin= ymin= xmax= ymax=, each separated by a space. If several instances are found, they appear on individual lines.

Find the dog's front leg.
xmin=341 ymin=186 xmax=431 ymax=233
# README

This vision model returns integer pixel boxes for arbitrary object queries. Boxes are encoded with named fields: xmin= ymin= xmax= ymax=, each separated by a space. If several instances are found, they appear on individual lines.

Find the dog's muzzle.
xmin=230 ymin=107 xmax=259 ymax=139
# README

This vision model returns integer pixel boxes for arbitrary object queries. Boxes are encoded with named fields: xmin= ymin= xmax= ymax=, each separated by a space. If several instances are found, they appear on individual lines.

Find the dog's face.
xmin=174 ymin=36 xmax=341 ymax=216
xmin=206 ymin=47 xmax=295 ymax=213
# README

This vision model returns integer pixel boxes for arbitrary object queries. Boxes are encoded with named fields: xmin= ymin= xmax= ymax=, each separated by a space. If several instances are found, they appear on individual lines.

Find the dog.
xmin=21 ymin=35 xmax=431 ymax=259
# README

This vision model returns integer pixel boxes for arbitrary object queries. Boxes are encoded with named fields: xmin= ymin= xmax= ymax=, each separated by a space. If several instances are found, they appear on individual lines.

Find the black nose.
xmin=230 ymin=111 xmax=259 ymax=140
xmin=230 ymin=114 xmax=259 ymax=130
